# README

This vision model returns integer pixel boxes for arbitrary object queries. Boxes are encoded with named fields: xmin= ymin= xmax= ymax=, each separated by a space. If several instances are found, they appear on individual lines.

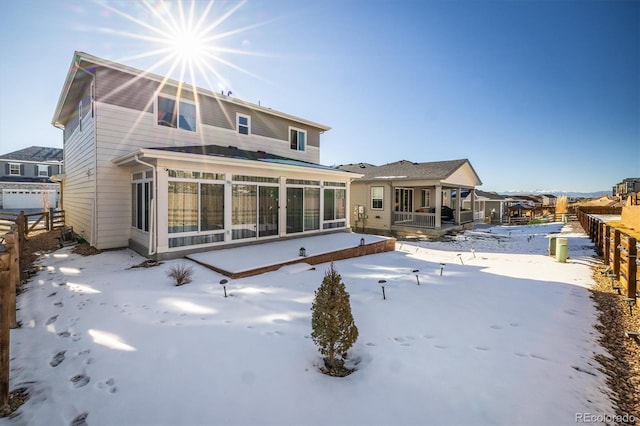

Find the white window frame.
xmin=9 ymin=163 xmax=20 ymax=176
xmin=421 ymin=189 xmax=431 ymax=208
xmin=236 ymin=113 xmax=251 ymax=135
xmin=37 ymin=165 xmax=49 ymax=177
xmin=156 ymin=93 xmax=198 ymax=132
xmin=289 ymin=126 xmax=306 ymax=151
xmin=371 ymin=186 xmax=384 ymax=210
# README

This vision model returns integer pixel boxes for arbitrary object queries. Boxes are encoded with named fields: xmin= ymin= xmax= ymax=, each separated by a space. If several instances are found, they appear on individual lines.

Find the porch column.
xmin=471 ymin=189 xmax=476 ymax=222
xmin=435 ymin=185 xmax=442 ymax=228
xmin=455 ymin=187 xmax=462 ymax=225
xmin=279 ymin=176 xmax=287 ymax=237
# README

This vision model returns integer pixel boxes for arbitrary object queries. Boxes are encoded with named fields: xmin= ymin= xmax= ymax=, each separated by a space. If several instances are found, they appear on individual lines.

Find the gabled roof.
xmin=339 ymin=159 xmax=482 ymax=186
xmin=52 ymin=51 xmax=330 ymax=132
xmin=0 ymin=146 xmax=63 ymax=163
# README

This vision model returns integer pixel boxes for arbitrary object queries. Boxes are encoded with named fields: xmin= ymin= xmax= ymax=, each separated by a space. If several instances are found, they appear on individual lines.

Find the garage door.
xmin=2 ymin=189 xmax=59 ymax=210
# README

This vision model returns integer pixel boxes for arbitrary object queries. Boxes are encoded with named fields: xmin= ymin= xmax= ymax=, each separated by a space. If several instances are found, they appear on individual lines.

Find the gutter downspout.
xmin=134 ymin=154 xmax=157 ymax=256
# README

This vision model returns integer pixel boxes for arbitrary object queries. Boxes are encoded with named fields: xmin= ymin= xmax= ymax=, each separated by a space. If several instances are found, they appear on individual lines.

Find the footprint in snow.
xmin=434 ymin=345 xmax=448 ymax=349
xmin=96 ymin=378 xmax=118 ymax=393
xmin=530 ymin=354 xmax=547 ymax=361
xmin=45 ymin=315 xmax=58 ymax=325
xmin=474 ymin=346 xmax=490 ymax=351
xmin=57 ymin=331 xmax=71 ymax=338
xmin=50 ymin=351 xmax=66 ymax=367
xmin=366 ymin=342 xmax=376 ymax=346
xmin=490 ymin=325 xmax=502 ymax=330
xmin=70 ymin=374 xmax=90 ymax=388
xmin=69 ymin=412 xmax=88 ymax=426
xmin=54 ymin=302 xmax=63 ymax=308
xmin=509 ymin=323 xmax=520 ymax=327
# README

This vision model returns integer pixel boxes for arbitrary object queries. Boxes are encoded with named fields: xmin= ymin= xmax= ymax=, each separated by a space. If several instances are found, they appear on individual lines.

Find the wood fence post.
xmin=629 ymin=237 xmax=637 ymax=299
xmin=16 ymin=213 xmax=26 ymax=284
xmin=613 ymin=229 xmax=621 ymax=277
xmin=603 ymin=225 xmax=611 ymax=264
xmin=48 ymin=208 xmax=54 ymax=231
xmin=0 ymin=253 xmax=11 ymax=414
xmin=3 ymin=233 xmax=17 ymax=329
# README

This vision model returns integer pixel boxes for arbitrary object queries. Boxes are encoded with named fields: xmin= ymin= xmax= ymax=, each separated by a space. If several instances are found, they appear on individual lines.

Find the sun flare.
xmin=95 ymin=0 xmax=272 ymax=93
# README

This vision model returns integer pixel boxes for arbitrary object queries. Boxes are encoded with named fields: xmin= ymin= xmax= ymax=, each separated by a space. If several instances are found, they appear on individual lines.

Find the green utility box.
xmin=549 ymin=237 xmax=557 ymax=256
xmin=556 ymin=237 xmax=568 ymax=263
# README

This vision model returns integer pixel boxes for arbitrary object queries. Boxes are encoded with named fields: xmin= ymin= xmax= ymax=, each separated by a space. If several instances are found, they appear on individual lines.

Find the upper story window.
xmin=157 ymin=94 xmax=197 ymax=132
xmin=37 ymin=165 xmax=50 ymax=177
xmin=9 ymin=163 xmax=21 ymax=176
xmin=290 ymin=127 xmax=306 ymax=151
xmin=237 ymin=113 xmax=250 ymax=135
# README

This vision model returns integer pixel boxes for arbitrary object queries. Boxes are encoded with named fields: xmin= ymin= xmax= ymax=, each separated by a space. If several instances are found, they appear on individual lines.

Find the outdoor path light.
xmin=625 ymin=298 xmax=636 ymax=316
xmin=299 ymin=247 xmax=306 ymax=257
xmin=220 ymin=279 xmax=228 ymax=298
xmin=457 ymin=254 xmax=464 ymax=265
xmin=379 ymin=279 xmax=386 ymax=300
xmin=440 ymin=263 xmax=445 ymax=276
xmin=412 ymin=269 xmax=420 ymax=285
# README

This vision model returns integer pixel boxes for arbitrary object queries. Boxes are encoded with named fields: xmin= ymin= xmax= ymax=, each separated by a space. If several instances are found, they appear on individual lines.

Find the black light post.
xmin=440 ymin=263 xmax=445 ymax=276
xmin=379 ymin=279 xmax=386 ymax=300
xmin=220 ymin=279 xmax=228 ymax=298
xmin=412 ymin=269 xmax=420 ymax=285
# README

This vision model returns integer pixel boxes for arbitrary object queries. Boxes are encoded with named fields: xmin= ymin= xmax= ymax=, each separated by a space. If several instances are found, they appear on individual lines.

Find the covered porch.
xmin=390 ymin=184 xmax=476 ymax=237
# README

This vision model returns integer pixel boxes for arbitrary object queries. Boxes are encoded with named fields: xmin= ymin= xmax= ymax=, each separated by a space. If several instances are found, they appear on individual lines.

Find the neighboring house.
xmin=462 ymin=190 xmax=511 ymax=223
xmin=613 ymin=178 xmax=640 ymax=199
xmin=51 ymin=51 xmax=360 ymax=258
xmin=0 ymin=146 xmax=63 ymax=210
xmin=339 ymin=159 xmax=482 ymax=237
xmin=540 ymin=194 xmax=557 ymax=206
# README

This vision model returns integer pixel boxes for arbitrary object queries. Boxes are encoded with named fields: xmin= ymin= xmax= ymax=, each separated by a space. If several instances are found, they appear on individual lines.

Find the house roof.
xmin=150 ymin=144 xmax=344 ymax=172
xmin=113 ymin=145 xmax=362 ymax=178
xmin=339 ymin=159 xmax=482 ymax=186
xmin=52 ymin=51 xmax=331 ymax=132
xmin=0 ymin=146 xmax=63 ymax=163
xmin=474 ymin=190 xmax=508 ymax=200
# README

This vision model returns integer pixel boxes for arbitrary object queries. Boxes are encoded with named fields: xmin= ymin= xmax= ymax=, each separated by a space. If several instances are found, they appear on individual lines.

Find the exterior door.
xmin=395 ymin=188 xmax=413 ymax=212
xmin=258 ymin=186 xmax=279 ymax=237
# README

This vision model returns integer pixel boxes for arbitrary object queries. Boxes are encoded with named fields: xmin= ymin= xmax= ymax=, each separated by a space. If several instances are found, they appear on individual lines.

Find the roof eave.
xmin=112 ymin=149 xmax=362 ymax=179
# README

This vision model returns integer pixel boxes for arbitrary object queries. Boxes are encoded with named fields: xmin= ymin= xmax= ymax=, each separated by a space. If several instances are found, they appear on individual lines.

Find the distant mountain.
xmin=498 ymin=190 xmax=610 ymax=198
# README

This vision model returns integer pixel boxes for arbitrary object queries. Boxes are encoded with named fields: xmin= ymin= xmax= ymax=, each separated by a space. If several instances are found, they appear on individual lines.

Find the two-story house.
xmin=52 ymin=52 xmax=360 ymax=258
xmin=0 ymin=146 xmax=63 ymax=210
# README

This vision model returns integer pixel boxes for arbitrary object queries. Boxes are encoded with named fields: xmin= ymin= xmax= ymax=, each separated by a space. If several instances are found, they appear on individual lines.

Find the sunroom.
xmin=113 ymin=145 xmax=360 ymax=258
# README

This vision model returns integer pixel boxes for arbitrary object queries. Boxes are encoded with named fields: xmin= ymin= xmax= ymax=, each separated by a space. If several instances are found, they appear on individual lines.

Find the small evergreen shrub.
xmin=311 ymin=262 xmax=359 ymax=376
xmin=167 ymin=263 xmax=194 ymax=286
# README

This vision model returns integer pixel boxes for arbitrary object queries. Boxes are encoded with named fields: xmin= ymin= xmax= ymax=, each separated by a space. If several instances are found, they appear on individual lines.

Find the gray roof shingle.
xmin=339 ymin=159 xmax=470 ymax=181
xmin=0 ymin=146 xmax=63 ymax=162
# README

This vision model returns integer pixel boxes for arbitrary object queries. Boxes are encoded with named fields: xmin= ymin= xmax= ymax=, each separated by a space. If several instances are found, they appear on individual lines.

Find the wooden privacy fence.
xmin=576 ymin=207 xmax=638 ymax=300
xmin=0 ymin=209 xmax=65 ymax=236
xmin=0 ymin=230 xmax=20 ymax=414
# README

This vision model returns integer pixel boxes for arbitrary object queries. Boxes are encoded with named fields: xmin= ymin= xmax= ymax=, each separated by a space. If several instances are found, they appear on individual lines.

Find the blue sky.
xmin=1 ymin=0 xmax=638 ymax=193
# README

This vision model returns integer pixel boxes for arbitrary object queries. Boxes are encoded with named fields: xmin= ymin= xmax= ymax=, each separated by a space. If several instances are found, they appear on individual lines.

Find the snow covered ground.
xmin=3 ymin=223 xmax=614 ymax=426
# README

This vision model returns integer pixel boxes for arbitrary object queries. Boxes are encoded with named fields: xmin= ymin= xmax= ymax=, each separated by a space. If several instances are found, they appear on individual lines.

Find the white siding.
xmin=62 ymin=109 xmax=96 ymax=244
xmin=93 ymin=102 xmax=325 ymax=250
xmin=97 ymin=103 xmax=320 ymax=163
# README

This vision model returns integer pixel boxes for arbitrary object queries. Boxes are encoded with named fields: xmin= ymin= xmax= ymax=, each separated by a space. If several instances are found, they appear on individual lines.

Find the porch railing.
xmin=459 ymin=210 xmax=474 ymax=224
xmin=393 ymin=212 xmax=436 ymax=228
